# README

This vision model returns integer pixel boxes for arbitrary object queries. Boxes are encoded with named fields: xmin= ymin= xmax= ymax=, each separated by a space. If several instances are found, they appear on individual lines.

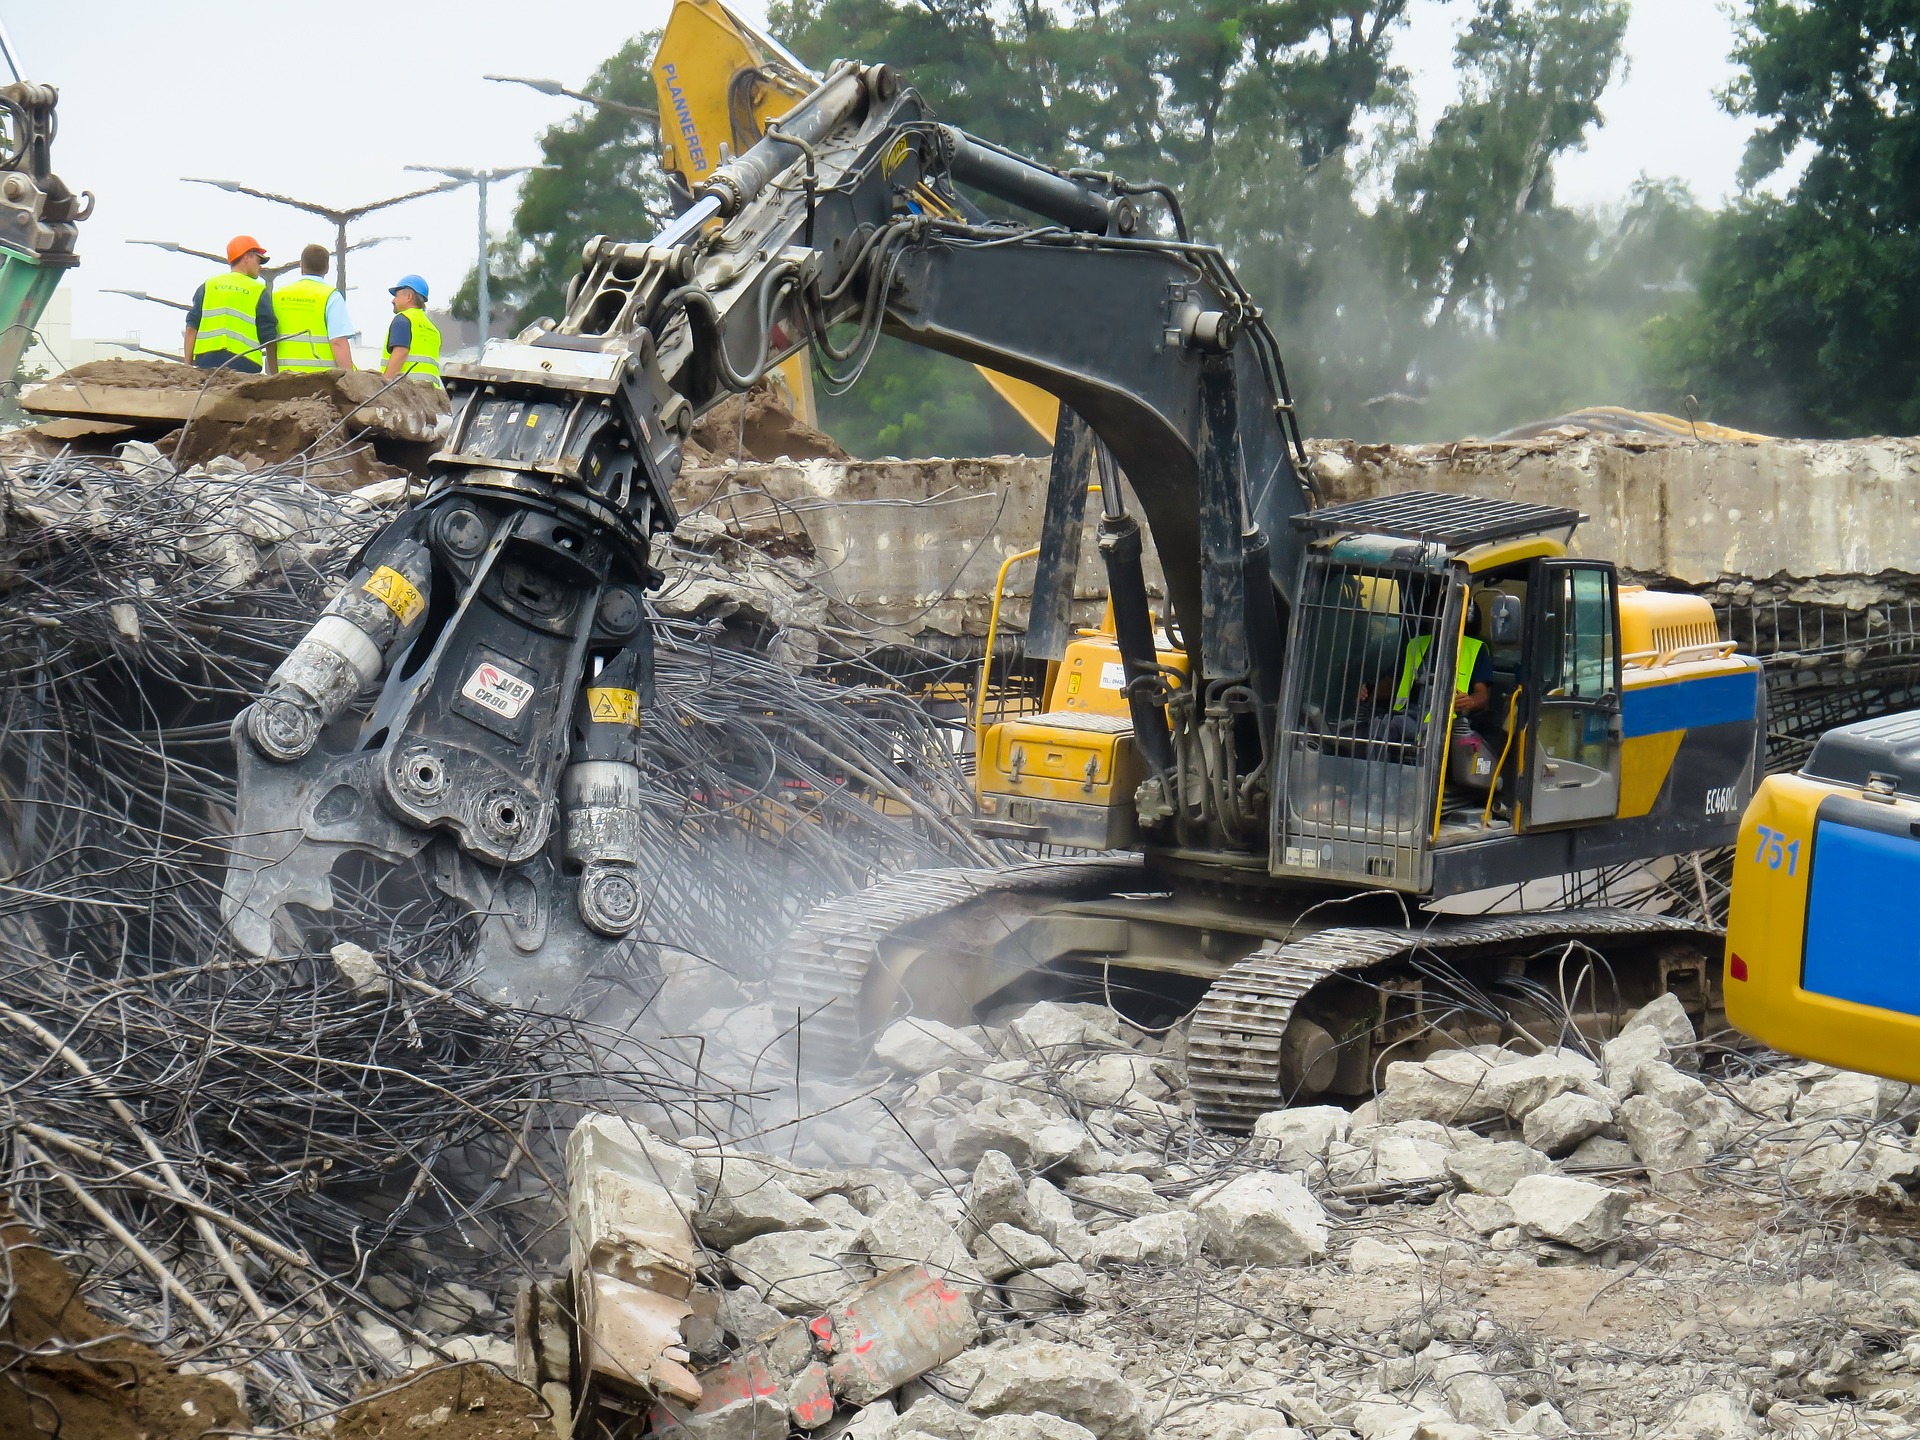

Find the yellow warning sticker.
xmin=363 ymin=566 xmax=424 ymax=624
xmin=588 ymin=687 xmax=639 ymax=725
xmin=1066 ymin=673 xmax=1083 ymax=695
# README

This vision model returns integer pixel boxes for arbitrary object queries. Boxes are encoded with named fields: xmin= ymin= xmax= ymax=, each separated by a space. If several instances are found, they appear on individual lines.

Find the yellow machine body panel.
xmin=1725 ymin=713 xmax=1920 ymax=1084
xmin=1609 ymin=588 xmax=1747 ymax=821
xmin=1047 ymin=632 xmax=1190 ymax=716
xmin=975 ymin=626 xmax=1186 ymax=848
xmin=976 ymin=711 xmax=1144 ymax=849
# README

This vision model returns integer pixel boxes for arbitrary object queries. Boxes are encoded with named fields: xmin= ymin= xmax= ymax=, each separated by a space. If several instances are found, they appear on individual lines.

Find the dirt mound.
xmin=18 ymin=358 xmax=450 ymax=491
xmin=0 ymin=1219 xmax=249 ymax=1440
xmin=686 ymin=378 xmax=848 ymax=464
xmin=333 ymin=1364 xmax=549 ymax=1440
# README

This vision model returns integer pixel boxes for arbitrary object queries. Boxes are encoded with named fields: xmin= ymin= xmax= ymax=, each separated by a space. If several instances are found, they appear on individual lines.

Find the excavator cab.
xmin=1272 ymin=491 xmax=1759 ymax=899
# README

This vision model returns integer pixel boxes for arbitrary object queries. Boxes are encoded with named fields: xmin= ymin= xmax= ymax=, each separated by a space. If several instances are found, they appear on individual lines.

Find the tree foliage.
xmin=1653 ymin=1 xmax=1920 ymax=437
xmin=472 ymin=0 xmax=1715 ymax=449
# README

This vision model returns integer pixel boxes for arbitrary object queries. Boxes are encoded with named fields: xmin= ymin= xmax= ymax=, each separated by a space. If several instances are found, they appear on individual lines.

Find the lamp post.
xmin=485 ymin=73 xmax=659 ymax=121
xmin=103 ymin=287 xmax=188 ymax=313
xmin=180 ymin=178 xmax=460 ymax=296
xmin=404 ymin=164 xmax=538 ymax=343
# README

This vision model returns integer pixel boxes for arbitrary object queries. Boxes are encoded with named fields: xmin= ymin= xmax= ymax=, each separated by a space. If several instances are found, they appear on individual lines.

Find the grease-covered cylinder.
xmin=563 ymin=649 xmax=647 ymax=937
xmin=246 ymin=538 xmax=433 ymax=762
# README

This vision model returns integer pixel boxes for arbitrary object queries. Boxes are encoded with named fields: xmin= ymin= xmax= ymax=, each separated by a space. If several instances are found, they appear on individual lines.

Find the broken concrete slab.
xmin=875 ymin=1017 xmax=990 ymax=1075
xmin=858 ymin=1193 xmax=987 ymax=1299
xmin=828 ymin=1264 xmax=980 ymax=1406
xmin=1444 ymin=1139 xmax=1552 ymax=1197
xmin=566 ymin=1114 xmax=701 ymax=1404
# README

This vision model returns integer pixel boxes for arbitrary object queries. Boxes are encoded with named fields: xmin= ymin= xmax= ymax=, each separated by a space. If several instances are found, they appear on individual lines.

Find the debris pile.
xmin=12 ymin=357 xmax=450 ymax=491
xmin=0 ymin=438 xmax=1005 ymax=1432
xmin=545 ymin=989 xmax=1920 ymax=1440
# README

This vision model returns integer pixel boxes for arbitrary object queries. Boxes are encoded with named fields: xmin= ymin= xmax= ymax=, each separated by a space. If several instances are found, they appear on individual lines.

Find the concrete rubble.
xmin=498 ymin=980 xmax=1920 ymax=1439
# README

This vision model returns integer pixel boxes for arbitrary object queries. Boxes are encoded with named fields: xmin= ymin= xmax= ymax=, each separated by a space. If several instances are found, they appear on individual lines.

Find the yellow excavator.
xmin=650 ymin=0 xmax=1061 ymax=442
xmin=224 ymin=21 xmax=1773 ymax=1135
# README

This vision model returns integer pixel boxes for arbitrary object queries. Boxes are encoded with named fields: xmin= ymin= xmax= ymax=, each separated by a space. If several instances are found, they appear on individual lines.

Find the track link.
xmin=774 ymin=854 xmax=1144 ymax=1067
xmin=1188 ymin=909 xmax=1717 ymax=1132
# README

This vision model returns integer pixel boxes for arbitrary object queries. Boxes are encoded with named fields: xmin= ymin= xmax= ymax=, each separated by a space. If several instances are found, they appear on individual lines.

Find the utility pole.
xmin=180 ymin=178 xmax=460 ymax=297
xmin=405 ymin=164 xmax=537 ymax=343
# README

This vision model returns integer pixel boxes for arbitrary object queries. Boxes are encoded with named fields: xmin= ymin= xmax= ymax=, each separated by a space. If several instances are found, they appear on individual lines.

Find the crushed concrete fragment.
xmin=968 ymin=1341 xmax=1147 ymax=1439
xmin=1506 ymin=1174 xmax=1629 ymax=1251
xmin=1192 ymin=1172 xmax=1329 ymax=1265
xmin=875 ymin=1017 xmax=991 ymax=1074
xmin=829 ymin=1264 xmax=980 ymax=1405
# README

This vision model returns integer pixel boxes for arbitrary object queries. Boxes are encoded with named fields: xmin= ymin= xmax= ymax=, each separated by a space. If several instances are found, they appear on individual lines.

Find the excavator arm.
xmin=221 ymin=56 xmax=1316 ymax=1003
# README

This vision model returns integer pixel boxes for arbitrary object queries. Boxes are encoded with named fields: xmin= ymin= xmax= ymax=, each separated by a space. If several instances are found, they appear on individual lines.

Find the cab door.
xmin=1523 ymin=560 xmax=1622 ymax=827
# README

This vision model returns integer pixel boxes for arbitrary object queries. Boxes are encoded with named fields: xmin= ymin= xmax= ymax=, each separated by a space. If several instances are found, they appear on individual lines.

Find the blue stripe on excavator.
xmin=1620 ymin=670 xmax=1759 ymax=739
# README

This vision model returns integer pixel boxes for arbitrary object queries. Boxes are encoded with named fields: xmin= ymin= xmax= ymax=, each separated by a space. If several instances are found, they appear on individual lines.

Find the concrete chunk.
xmin=1506 ymin=1175 xmax=1629 ymax=1251
xmin=1192 ymin=1172 xmax=1329 ymax=1266
xmin=726 ymin=1226 xmax=870 ymax=1314
xmin=972 ymin=1223 xmax=1060 ymax=1281
xmin=828 ymin=1264 xmax=980 ymax=1406
xmin=693 ymin=1155 xmax=828 ymax=1248
xmin=968 ymin=1340 xmax=1147 ymax=1438
xmin=1086 ymin=1211 xmax=1199 ymax=1267
xmin=964 ymin=1150 xmax=1043 ymax=1242
xmin=1444 ymin=1139 xmax=1551 ymax=1196
xmin=1522 ymin=1092 xmax=1615 ymax=1157
xmin=1250 ymin=1105 xmax=1351 ymax=1167
xmin=875 ymin=1017 xmax=991 ymax=1074
xmin=858 ymin=1192 xmax=987 ymax=1298
xmin=1623 ymin=992 xmax=1696 ymax=1048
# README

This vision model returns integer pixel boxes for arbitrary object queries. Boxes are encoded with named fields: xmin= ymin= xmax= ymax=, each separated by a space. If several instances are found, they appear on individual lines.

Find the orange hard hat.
xmin=226 ymin=234 xmax=268 ymax=264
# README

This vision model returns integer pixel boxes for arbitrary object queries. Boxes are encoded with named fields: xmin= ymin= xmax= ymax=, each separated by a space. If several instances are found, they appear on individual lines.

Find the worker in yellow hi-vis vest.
xmin=381 ymin=274 xmax=442 ymax=387
xmin=270 ymin=244 xmax=356 ymax=373
xmin=1358 ymin=608 xmax=1493 ymax=732
xmin=182 ymin=235 xmax=279 ymax=373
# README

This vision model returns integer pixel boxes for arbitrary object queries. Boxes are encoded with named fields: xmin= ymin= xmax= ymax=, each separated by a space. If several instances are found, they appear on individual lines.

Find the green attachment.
xmin=0 ymin=240 xmax=63 ymax=381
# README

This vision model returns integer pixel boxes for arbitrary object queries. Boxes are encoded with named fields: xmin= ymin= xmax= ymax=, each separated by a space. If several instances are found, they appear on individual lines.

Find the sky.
xmin=24 ymin=0 xmax=1756 ymax=357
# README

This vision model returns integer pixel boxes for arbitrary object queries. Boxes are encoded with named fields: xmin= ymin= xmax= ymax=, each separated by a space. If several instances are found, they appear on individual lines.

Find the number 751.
xmin=1753 ymin=825 xmax=1799 ymax=876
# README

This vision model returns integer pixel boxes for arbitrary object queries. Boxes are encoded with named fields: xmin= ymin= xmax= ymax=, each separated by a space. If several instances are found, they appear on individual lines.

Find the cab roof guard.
xmin=1295 ymin=490 xmax=1585 ymax=551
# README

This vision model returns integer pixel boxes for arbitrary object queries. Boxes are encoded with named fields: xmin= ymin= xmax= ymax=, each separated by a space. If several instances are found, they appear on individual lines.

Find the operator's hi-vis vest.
xmin=382 ymin=307 xmax=442 ymax=386
xmin=193 ymin=271 xmax=266 ymax=364
xmin=271 ymin=276 xmax=339 ymax=372
xmin=1394 ymin=633 xmax=1483 ymax=721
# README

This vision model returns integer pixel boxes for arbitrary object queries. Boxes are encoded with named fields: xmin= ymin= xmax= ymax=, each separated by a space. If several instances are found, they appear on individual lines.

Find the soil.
xmin=0 ymin=1218 xmax=249 ymax=1440
xmin=332 ymin=1363 xmax=550 ymax=1440
xmin=52 ymin=358 xmax=254 ymax=393
xmin=686 ymin=379 xmax=848 ymax=465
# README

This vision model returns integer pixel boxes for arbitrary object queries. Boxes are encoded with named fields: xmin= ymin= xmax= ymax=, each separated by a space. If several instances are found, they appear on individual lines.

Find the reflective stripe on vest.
xmin=272 ymin=277 xmax=338 ymax=372
xmin=1394 ymin=634 xmax=1483 ymax=720
xmin=193 ymin=271 xmax=265 ymax=361
xmin=382 ymin=307 xmax=442 ymax=386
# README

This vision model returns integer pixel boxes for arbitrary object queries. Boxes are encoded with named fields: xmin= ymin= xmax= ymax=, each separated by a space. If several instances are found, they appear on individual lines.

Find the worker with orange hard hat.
xmin=182 ymin=235 xmax=279 ymax=372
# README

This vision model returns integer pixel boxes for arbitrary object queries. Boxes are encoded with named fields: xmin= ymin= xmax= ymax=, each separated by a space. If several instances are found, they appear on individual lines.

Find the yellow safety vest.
xmin=193 ymin=270 xmax=265 ymax=364
xmin=272 ymin=276 xmax=339 ymax=372
xmin=382 ymin=307 xmax=442 ymax=387
xmin=1394 ymin=634 xmax=1483 ymax=720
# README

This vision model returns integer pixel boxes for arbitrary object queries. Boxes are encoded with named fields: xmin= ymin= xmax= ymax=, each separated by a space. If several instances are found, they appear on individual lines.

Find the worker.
xmin=1357 ymin=608 xmax=1494 ymax=732
xmin=182 ymin=236 xmax=278 ymax=373
xmin=381 ymin=274 xmax=442 ymax=386
xmin=270 ymin=244 xmax=354 ymax=373
xmin=1394 ymin=607 xmax=1492 ymax=728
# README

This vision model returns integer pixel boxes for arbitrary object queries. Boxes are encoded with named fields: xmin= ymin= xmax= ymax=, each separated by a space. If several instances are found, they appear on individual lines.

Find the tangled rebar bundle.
xmin=0 ymin=447 xmax=1004 ymax=1420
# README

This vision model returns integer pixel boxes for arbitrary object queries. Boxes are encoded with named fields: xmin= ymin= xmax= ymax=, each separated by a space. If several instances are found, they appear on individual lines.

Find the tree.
xmin=451 ymin=38 xmax=670 ymax=330
xmin=1654 ymin=1 xmax=1920 ymax=437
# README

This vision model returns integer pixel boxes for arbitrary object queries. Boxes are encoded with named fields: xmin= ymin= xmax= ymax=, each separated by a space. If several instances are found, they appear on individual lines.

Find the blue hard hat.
xmin=390 ymin=273 xmax=430 ymax=302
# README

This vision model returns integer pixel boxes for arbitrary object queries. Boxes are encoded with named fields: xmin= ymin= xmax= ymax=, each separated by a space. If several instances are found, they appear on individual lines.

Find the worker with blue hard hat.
xmin=381 ymin=273 xmax=442 ymax=387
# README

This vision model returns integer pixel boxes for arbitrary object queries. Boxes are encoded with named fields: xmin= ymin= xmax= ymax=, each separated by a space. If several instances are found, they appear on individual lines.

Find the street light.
xmin=405 ymin=164 xmax=542 ymax=343
xmin=486 ymin=73 xmax=658 ymax=121
xmin=103 ymin=287 xmax=188 ymax=312
xmin=181 ymin=177 xmax=461 ymax=296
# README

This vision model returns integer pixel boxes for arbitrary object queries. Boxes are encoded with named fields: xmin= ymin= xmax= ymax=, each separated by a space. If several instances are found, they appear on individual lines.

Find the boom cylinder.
xmin=943 ymin=128 xmax=1119 ymax=235
xmin=698 ymin=63 xmax=870 ymax=218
